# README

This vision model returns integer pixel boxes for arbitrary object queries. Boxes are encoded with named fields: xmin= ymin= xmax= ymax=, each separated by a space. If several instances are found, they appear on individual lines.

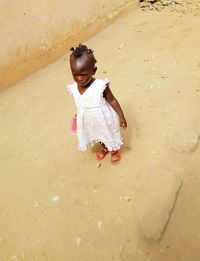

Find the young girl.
xmin=67 ymin=44 xmax=127 ymax=163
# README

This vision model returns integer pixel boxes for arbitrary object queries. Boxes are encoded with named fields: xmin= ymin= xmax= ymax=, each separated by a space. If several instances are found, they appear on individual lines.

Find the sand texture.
xmin=1 ymin=3 xmax=200 ymax=261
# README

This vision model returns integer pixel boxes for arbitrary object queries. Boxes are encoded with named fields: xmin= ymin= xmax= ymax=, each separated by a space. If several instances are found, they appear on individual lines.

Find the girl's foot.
xmin=96 ymin=147 xmax=109 ymax=160
xmin=111 ymin=150 xmax=121 ymax=163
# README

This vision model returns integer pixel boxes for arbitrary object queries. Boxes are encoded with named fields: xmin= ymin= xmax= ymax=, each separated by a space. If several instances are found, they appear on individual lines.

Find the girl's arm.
xmin=104 ymin=85 xmax=127 ymax=129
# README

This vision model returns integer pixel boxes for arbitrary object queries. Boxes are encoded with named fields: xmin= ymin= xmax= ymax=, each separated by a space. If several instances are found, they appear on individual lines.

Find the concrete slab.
xmin=135 ymin=169 xmax=182 ymax=241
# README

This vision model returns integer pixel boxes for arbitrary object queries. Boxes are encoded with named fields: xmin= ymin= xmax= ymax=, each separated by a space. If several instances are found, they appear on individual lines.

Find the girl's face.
xmin=70 ymin=55 xmax=97 ymax=88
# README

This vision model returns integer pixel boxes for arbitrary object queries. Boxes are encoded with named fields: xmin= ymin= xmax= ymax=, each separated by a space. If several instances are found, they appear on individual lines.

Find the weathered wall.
xmin=0 ymin=0 xmax=137 ymax=90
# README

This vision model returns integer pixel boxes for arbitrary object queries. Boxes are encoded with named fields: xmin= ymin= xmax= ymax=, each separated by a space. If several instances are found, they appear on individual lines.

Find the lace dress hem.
xmin=78 ymin=138 xmax=123 ymax=152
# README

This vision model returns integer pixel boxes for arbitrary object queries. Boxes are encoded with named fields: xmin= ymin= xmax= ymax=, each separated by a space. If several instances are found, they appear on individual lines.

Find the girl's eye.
xmin=73 ymin=73 xmax=88 ymax=77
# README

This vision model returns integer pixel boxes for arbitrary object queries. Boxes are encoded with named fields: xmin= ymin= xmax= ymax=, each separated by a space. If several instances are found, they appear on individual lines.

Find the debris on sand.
xmin=118 ymin=42 xmax=125 ymax=50
xmin=97 ymin=220 xmax=103 ymax=230
xmin=52 ymin=196 xmax=60 ymax=202
xmin=96 ymin=162 xmax=101 ymax=168
xmin=140 ymin=0 xmax=200 ymax=15
xmin=140 ymin=0 xmax=179 ymax=10
xmin=76 ymin=237 xmax=82 ymax=246
xmin=124 ymin=196 xmax=131 ymax=202
xmin=0 ymin=237 xmax=4 ymax=249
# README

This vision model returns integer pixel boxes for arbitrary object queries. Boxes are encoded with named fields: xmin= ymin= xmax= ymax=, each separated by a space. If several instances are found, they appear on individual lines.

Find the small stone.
xmin=119 ymin=244 xmax=125 ymax=259
xmin=98 ymin=220 xmax=102 ymax=230
xmin=34 ymin=200 xmax=41 ymax=208
xmin=118 ymin=43 xmax=125 ymax=49
xmin=124 ymin=196 xmax=131 ymax=201
xmin=52 ymin=196 xmax=60 ymax=202
xmin=0 ymin=237 xmax=5 ymax=249
xmin=162 ymin=0 xmax=172 ymax=6
xmin=140 ymin=2 xmax=148 ymax=8
xmin=96 ymin=162 xmax=101 ymax=168
xmin=76 ymin=237 xmax=82 ymax=246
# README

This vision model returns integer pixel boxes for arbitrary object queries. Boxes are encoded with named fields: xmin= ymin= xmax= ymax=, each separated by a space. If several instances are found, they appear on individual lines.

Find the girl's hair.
xmin=70 ymin=44 xmax=96 ymax=63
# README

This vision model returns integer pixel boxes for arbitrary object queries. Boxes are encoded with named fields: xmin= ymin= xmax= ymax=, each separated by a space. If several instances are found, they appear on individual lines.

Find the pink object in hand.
xmin=70 ymin=116 xmax=77 ymax=135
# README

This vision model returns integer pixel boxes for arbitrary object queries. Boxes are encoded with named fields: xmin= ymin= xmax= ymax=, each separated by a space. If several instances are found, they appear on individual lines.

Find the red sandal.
xmin=111 ymin=150 xmax=121 ymax=164
xmin=96 ymin=147 xmax=109 ymax=160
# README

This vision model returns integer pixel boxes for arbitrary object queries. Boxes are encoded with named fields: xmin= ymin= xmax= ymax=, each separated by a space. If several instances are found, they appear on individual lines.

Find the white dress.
xmin=67 ymin=78 xmax=123 ymax=151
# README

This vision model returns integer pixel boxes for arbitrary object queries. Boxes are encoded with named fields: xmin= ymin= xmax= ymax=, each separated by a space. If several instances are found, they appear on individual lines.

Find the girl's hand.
xmin=119 ymin=116 xmax=127 ymax=129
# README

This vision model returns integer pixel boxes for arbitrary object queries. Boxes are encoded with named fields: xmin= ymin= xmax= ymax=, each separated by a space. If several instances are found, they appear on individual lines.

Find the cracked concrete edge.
xmin=134 ymin=170 xmax=183 ymax=241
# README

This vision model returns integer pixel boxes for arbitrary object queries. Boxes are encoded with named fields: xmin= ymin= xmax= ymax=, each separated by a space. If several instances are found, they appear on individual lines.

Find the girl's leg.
xmin=96 ymin=143 xmax=109 ymax=160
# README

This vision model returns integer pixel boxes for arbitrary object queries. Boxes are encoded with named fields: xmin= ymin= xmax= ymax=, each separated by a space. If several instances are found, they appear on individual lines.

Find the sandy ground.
xmin=1 ymin=4 xmax=200 ymax=261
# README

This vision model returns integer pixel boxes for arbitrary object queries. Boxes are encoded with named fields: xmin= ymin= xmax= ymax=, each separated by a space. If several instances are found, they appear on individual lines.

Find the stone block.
xmin=168 ymin=130 xmax=199 ymax=153
xmin=135 ymin=169 xmax=182 ymax=241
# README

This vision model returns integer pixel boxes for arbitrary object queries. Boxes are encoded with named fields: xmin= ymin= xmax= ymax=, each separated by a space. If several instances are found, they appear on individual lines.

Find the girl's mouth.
xmin=78 ymin=81 xmax=86 ymax=86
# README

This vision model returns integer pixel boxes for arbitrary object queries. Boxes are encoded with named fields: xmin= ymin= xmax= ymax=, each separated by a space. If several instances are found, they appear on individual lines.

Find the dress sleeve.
xmin=102 ymin=78 xmax=110 ymax=93
xmin=66 ymin=83 xmax=73 ymax=96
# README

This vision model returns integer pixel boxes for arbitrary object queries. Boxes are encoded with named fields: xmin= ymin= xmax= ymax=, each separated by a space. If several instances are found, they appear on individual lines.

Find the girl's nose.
xmin=78 ymin=76 xmax=82 ymax=80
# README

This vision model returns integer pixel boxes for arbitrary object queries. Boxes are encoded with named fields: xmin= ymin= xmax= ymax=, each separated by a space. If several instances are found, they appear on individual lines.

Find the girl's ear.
xmin=94 ymin=67 xmax=97 ymax=74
